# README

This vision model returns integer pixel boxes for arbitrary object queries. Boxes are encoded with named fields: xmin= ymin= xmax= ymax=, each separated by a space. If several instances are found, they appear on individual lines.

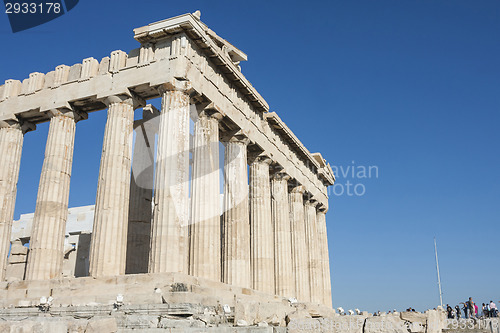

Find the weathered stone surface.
xmin=271 ymin=172 xmax=294 ymax=298
xmin=316 ymin=209 xmax=332 ymax=307
xmin=400 ymin=311 xmax=427 ymax=323
xmin=304 ymin=200 xmax=322 ymax=305
xmin=425 ymin=309 xmax=446 ymax=333
xmin=365 ymin=314 xmax=408 ymax=333
xmin=0 ymin=122 xmax=26 ymax=281
xmin=26 ymin=109 xmax=81 ymax=280
xmin=89 ymin=97 xmax=136 ymax=278
xmin=85 ymin=318 xmax=118 ymax=333
xmin=222 ymin=134 xmax=251 ymax=288
xmin=149 ymin=83 xmax=190 ymax=274
xmin=289 ymin=186 xmax=310 ymax=302
xmin=249 ymin=156 xmax=274 ymax=294
xmin=10 ymin=240 xmax=28 ymax=255
xmin=189 ymin=110 xmax=222 ymax=281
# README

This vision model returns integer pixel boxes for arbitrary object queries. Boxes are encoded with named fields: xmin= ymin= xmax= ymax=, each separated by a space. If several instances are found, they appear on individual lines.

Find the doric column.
xmin=189 ymin=107 xmax=222 ymax=281
xmin=149 ymin=81 xmax=191 ymax=274
xmin=89 ymin=95 xmax=141 ymax=278
xmin=222 ymin=132 xmax=250 ymax=288
xmin=304 ymin=198 xmax=322 ymax=304
xmin=126 ymin=105 xmax=159 ymax=274
xmin=26 ymin=109 xmax=86 ymax=280
xmin=0 ymin=120 xmax=34 ymax=280
xmin=316 ymin=207 xmax=332 ymax=308
xmin=249 ymin=155 xmax=274 ymax=294
xmin=289 ymin=185 xmax=310 ymax=302
xmin=271 ymin=171 xmax=294 ymax=297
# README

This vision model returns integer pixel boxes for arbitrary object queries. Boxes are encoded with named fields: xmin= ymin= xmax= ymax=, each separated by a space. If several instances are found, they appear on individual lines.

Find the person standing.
xmin=455 ymin=305 xmax=461 ymax=319
xmin=447 ymin=304 xmax=453 ymax=319
xmin=490 ymin=301 xmax=497 ymax=317
xmin=462 ymin=302 xmax=469 ymax=319
xmin=468 ymin=297 xmax=475 ymax=318
xmin=482 ymin=303 xmax=488 ymax=318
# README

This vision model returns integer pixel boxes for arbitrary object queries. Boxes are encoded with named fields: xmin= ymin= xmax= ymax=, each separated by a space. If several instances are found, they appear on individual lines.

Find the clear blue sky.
xmin=1 ymin=0 xmax=499 ymax=313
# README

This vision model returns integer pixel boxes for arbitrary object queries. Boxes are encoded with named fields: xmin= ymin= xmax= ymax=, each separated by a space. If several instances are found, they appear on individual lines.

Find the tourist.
xmin=446 ymin=305 xmax=453 ymax=319
xmin=468 ymin=298 xmax=475 ymax=318
xmin=490 ymin=301 xmax=497 ymax=317
xmin=455 ymin=305 xmax=461 ymax=319
xmin=482 ymin=303 xmax=488 ymax=318
xmin=462 ymin=302 xmax=469 ymax=318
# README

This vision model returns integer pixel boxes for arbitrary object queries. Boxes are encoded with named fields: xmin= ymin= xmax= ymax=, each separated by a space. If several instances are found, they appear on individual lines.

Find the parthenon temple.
xmin=0 ymin=12 xmax=337 ymax=330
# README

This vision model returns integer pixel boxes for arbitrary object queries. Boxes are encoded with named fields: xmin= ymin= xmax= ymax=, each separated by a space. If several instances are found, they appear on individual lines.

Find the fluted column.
xmin=0 ymin=120 xmax=34 ymax=280
xmin=126 ymin=105 xmax=159 ymax=274
xmin=26 ymin=109 xmax=85 ymax=280
xmin=89 ymin=95 xmax=141 ymax=278
xmin=249 ymin=155 xmax=273 ymax=294
xmin=271 ymin=172 xmax=294 ymax=297
xmin=316 ymin=208 xmax=332 ymax=307
xmin=289 ymin=185 xmax=309 ymax=302
xmin=149 ymin=81 xmax=190 ymax=274
xmin=189 ymin=108 xmax=222 ymax=281
xmin=305 ymin=199 xmax=322 ymax=304
xmin=222 ymin=133 xmax=250 ymax=288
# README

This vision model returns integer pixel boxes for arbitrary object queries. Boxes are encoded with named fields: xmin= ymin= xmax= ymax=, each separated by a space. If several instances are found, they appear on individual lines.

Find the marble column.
xmin=189 ymin=108 xmax=222 ymax=281
xmin=271 ymin=172 xmax=294 ymax=297
xmin=89 ymin=96 xmax=140 ymax=278
xmin=0 ymin=120 xmax=34 ymax=281
xmin=149 ymin=82 xmax=190 ymax=274
xmin=316 ymin=208 xmax=332 ymax=308
xmin=249 ymin=155 xmax=274 ymax=294
xmin=305 ymin=199 xmax=322 ymax=304
xmin=289 ymin=185 xmax=310 ymax=302
xmin=222 ymin=133 xmax=250 ymax=288
xmin=26 ymin=109 xmax=85 ymax=280
xmin=126 ymin=105 xmax=158 ymax=274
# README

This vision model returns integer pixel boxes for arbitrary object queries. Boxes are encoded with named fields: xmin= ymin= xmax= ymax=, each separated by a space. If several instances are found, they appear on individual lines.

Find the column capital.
xmin=0 ymin=118 xmax=36 ymax=134
xmin=305 ymin=198 xmax=319 ymax=207
xmin=197 ymin=102 xmax=224 ymax=121
xmin=48 ymin=108 xmax=88 ymax=123
xmin=271 ymin=171 xmax=290 ymax=182
xmin=157 ymin=79 xmax=193 ymax=95
xmin=104 ymin=94 xmax=145 ymax=109
xmin=316 ymin=204 xmax=328 ymax=214
xmin=248 ymin=153 xmax=273 ymax=166
xmin=290 ymin=185 xmax=306 ymax=195
xmin=221 ymin=130 xmax=250 ymax=145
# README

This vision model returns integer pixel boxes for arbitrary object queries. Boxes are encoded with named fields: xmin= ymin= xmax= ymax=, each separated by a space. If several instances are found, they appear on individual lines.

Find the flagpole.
xmin=434 ymin=237 xmax=443 ymax=307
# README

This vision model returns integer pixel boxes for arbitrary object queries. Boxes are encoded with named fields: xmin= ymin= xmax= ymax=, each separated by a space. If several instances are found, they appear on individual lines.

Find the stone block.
xmin=364 ymin=315 xmax=408 ymax=333
xmin=85 ymin=318 xmax=118 ymax=333
xmin=158 ymin=317 xmax=205 ymax=329
xmin=68 ymin=64 xmax=82 ymax=82
xmin=43 ymin=71 xmax=55 ymax=89
xmin=98 ymin=57 xmax=110 ymax=75
xmin=400 ymin=311 xmax=426 ymax=323
xmin=9 ymin=320 xmax=35 ymax=332
xmin=5 ymin=263 xmax=26 ymax=281
xmin=7 ymin=285 xmax=27 ymax=299
xmin=26 ymin=287 xmax=52 ymax=299
xmin=67 ymin=320 xmax=88 ymax=333
xmin=33 ymin=321 xmax=67 ymax=333
xmin=8 ymin=254 xmax=27 ymax=264
xmin=11 ymin=241 xmax=28 ymax=255
xmin=122 ymin=314 xmax=158 ymax=329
